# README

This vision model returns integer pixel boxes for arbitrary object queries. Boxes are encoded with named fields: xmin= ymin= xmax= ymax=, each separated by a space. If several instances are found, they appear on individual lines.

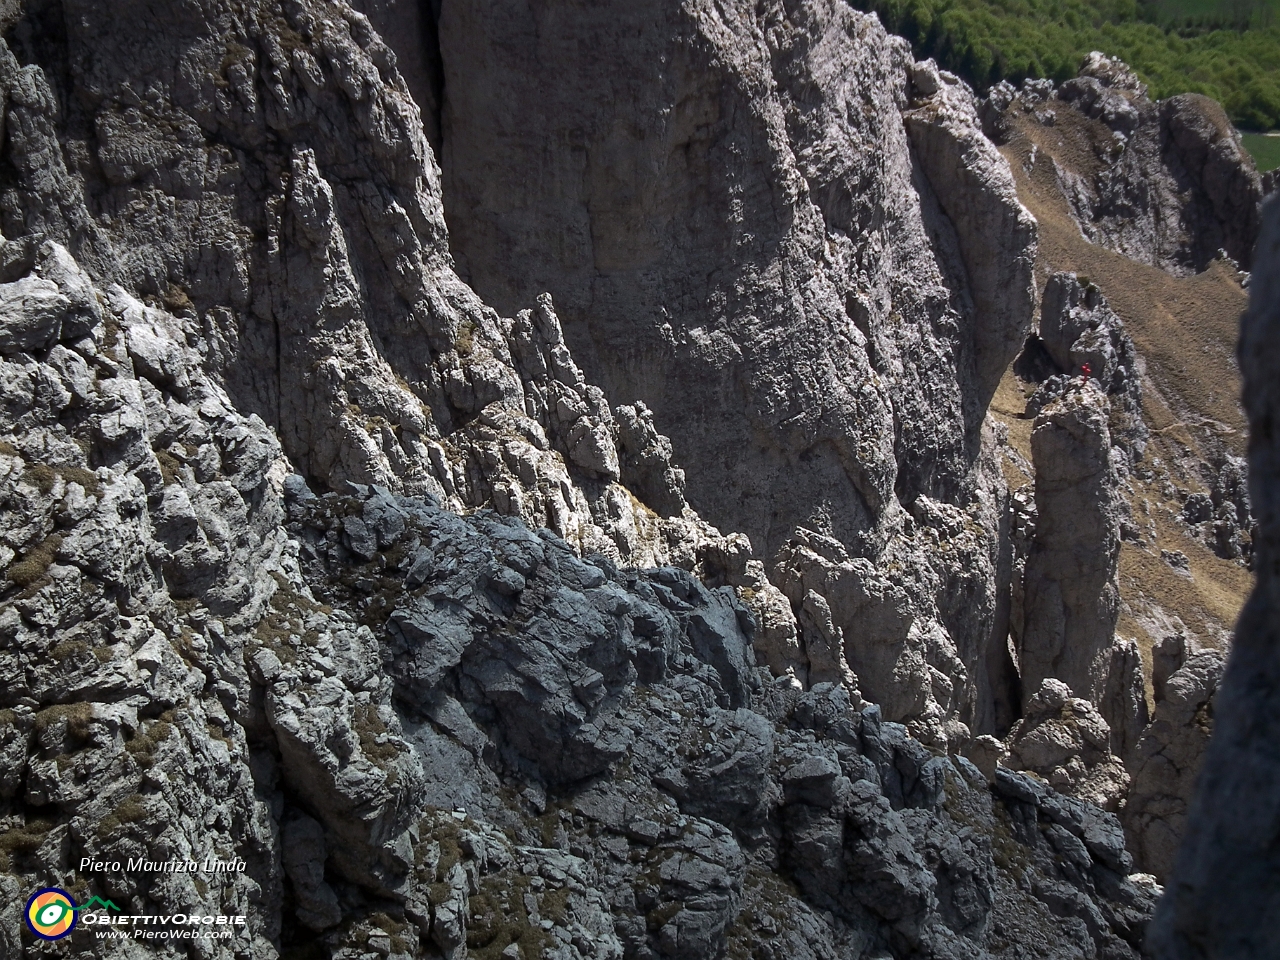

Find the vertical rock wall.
xmin=0 ymin=0 xmax=739 ymax=570
xmin=437 ymin=0 xmax=1038 ymax=745
xmin=1020 ymin=388 xmax=1122 ymax=710
xmin=0 ymin=3 xmax=1265 ymax=954
xmin=1150 ymin=197 xmax=1280 ymax=958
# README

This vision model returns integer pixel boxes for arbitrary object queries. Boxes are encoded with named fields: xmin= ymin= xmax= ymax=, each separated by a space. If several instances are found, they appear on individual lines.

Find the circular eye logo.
xmin=26 ymin=888 xmax=78 ymax=940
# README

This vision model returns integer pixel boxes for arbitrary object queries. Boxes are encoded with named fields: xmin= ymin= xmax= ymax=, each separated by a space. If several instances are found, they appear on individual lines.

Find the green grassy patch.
xmin=22 ymin=464 xmax=57 ymax=494
xmin=17 ymin=459 xmax=101 ymax=496
xmin=1242 ymin=131 xmax=1280 ymax=170
xmin=466 ymin=872 xmax=556 ymax=960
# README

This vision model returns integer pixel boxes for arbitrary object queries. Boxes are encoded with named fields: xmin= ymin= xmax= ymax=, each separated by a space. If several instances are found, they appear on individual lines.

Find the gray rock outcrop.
xmin=1179 ymin=453 xmax=1254 ymax=564
xmin=904 ymin=63 xmax=1039 ymax=408
xmin=1012 ymin=377 xmax=1152 ymax=805
xmin=0 ymin=0 xmax=726 ymax=576
xmin=1030 ymin=273 xmax=1147 ymax=461
xmin=0 ymin=258 xmax=1161 ymax=955
xmin=282 ymin=482 xmax=1157 ymax=960
xmin=4 ymin=1 xmax=1263 ymax=957
xmin=1123 ymin=637 xmax=1224 ymax=881
xmin=1005 ymin=678 xmax=1130 ymax=812
xmin=988 ymin=52 xmax=1264 ymax=273
xmin=1019 ymin=387 xmax=1145 ymax=754
xmin=2 ymin=0 xmax=1161 ymax=825
xmin=1150 ymin=196 xmax=1280 ymax=958
xmin=436 ymin=0 xmax=1037 ymax=746
xmin=987 ymin=56 xmax=1263 ymax=882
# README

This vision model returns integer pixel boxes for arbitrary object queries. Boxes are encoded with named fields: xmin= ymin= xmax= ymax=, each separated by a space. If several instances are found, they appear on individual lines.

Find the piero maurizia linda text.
xmin=79 ymin=856 xmax=247 ymax=874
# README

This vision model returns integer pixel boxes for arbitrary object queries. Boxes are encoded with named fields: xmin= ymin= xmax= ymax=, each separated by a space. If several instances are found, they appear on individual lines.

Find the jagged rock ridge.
xmin=0 ymin=229 xmax=1160 ymax=958
xmin=0 ymin=0 xmax=740 ymax=575
xmin=983 ymin=52 xmax=1263 ymax=275
xmin=979 ymin=59 xmax=1262 ymax=888
xmin=0 ymin=0 xmax=1265 ymax=957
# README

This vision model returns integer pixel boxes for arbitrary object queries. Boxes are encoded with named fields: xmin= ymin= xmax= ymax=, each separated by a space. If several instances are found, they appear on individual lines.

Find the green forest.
xmin=856 ymin=0 xmax=1280 ymax=137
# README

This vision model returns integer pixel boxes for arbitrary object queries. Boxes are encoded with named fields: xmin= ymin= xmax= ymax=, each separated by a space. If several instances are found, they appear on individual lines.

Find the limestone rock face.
xmin=437 ymin=0 xmax=1037 ymax=746
xmin=1015 ymin=383 xmax=1151 ymax=773
xmin=1005 ymin=679 xmax=1130 ymax=812
xmin=903 ymin=64 xmax=1038 ymax=408
xmin=1151 ymin=196 xmax=1280 ymax=958
xmin=0 ymin=258 xmax=1159 ymax=957
xmin=1033 ymin=273 xmax=1146 ymax=460
xmin=280 ymin=485 xmax=1158 ymax=960
xmin=985 ymin=52 xmax=1262 ymax=913
xmin=0 ymin=0 xmax=724 ymax=573
xmin=345 ymin=0 xmax=442 ymax=152
xmin=1019 ymin=389 xmax=1125 ymax=723
xmin=0 ymin=1 xmax=1230 ymax=957
xmin=0 ymin=247 xmax=310 ymax=960
xmin=1123 ymin=638 xmax=1223 ymax=881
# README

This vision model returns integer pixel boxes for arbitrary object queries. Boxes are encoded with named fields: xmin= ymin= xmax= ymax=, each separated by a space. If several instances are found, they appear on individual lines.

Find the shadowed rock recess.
xmin=1148 ymin=198 xmax=1280 ymax=959
xmin=0 ymin=1 xmax=1266 ymax=958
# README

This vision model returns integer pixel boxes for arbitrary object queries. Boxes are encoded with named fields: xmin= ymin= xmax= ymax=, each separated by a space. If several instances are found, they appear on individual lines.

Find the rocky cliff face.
xmin=0 ymin=0 xmax=750 ymax=575
xmin=1148 ymin=196 xmax=1280 ymax=959
xmin=1122 ymin=636 xmax=1223 ymax=883
xmin=0 ymin=229 xmax=1158 ymax=960
xmin=1018 ymin=389 xmax=1123 ymax=716
xmin=438 ymin=0 xmax=1037 ymax=750
xmin=0 ymin=1 xmax=1266 ymax=958
xmin=980 ymin=56 xmax=1262 ymax=888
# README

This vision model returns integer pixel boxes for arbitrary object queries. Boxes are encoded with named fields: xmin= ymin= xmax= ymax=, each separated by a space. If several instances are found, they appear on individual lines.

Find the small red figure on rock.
xmin=1080 ymin=362 xmax=1091 ymax=383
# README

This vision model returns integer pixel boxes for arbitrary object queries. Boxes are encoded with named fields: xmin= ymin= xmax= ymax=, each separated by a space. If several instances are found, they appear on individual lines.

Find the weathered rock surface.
xmin=985 ymin=54 xmax=1262 ymax=884
xmin=0 ymin=248 xmax=306 ymax=960
xmin=1019 ymin=387 xmax=1146 ymax=754
xmin=0 ymin=0 xmax=728 ymax=576
xmin=903 ymin=63 xmax=1039 ymax=408
xmin=279 ymin=482 xmax=1158 ymax=960
xmin=0 ymin=253 xmax=1160 ymax=956
xmin=986 ymin=52 xmax=1264 ymax=274
xmin=1123 ymin=636 xmax=1223 ymax=881
xmin=1150 ymin=196 xmax=1280 ymax=958
xmin=1178 ymin=454 xmax=1254 ymax=564
xmin=437 ymin=0 xmax=1037 ymax=745
xmin=1025 ymin=273 xmax=1147 ymax=461
xmin=3 ymin=2 xmax=1262 ymax=957
xmin=1005 ymin=678 xmax=1131 ymax=812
